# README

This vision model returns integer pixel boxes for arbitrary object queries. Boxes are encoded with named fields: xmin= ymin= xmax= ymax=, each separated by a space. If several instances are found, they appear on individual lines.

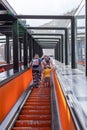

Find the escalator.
xmin=0 ymin=68 xmax=83 ymax=130
xmin=12 ymin=85 xmax=51 ymax=130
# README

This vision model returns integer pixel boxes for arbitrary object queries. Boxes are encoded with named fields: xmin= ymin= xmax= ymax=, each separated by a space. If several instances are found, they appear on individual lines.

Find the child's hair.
xmin=44 ymin=66 xmax=46 ymax=69
xmin=46 ymin=65 xmax=51 ymax=69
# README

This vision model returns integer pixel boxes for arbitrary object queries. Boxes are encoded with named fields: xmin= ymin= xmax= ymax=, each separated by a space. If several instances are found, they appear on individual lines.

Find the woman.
xmin=31 ymin=54 xmax=42 ymax=87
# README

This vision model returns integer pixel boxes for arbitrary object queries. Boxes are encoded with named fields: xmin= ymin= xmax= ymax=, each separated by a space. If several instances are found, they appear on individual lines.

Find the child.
xmin=43 ymin=65 xmax=52 ymax=87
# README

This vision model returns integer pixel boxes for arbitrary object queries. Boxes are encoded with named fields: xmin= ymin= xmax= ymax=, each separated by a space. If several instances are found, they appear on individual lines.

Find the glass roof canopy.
xmin=0 ymin=0 xmax=84 ymax=48
xmin=0 ymin=0 xmax=85 ymax=49
xmin=17 ymin=17 xmax=71 ymax=48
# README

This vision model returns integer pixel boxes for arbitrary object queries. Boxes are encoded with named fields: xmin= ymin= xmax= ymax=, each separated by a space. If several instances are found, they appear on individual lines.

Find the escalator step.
xmin=25 ymin=102 xmax=50 ymax=106
xmin=12 ymin=127 xmax=51 ymax=130
xmin=27 ymin=99 xmax=50 ymax=102
xmin=28 ymin=98 xmax=50 ymax=100
xmin=18 ymin=115 xmax=51 ymax=120
xmin=14 ymin=120 xmax=51 ymax=127
xmin=20 ymin=110 xmax=50 ymax=115
xmin=23 ymin=105 xmax=50 ymax=110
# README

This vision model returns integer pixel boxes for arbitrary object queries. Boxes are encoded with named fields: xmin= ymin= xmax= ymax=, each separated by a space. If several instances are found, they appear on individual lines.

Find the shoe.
xmin=33 ymin=84 xmax=36 ymax=88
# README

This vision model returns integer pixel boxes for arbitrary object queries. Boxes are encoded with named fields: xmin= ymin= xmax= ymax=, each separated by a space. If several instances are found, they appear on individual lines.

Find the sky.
xmin=7 ymin=0 xmax=82 ymax=26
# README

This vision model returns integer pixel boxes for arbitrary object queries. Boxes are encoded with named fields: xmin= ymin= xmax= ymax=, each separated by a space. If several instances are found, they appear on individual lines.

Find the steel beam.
xmin=40 ymin=43 xmax=57 ymax=45
xmin=36 ymin=40 xmax=59 ymax=43
xmin=34 ymin=37 xmax=60 ymax=39
xmin=16 ymin=15 xmax=72 ymax=19
xmin=42 ymin=45 xmax=56 ymax=48
xmin=27 ymin=27 xmax=66 ymax=30
xmin=32 ymin=33 xmax=63 ymax=36
xmin=0 ymin=14 xmax=15 ymax=21
xmin=0 ymin=0 xmax=17 ymax=15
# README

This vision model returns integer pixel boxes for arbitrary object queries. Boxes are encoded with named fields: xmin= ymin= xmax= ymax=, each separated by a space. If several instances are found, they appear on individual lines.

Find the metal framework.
xmin=27 ymin=27 xmax=66 ymax=30
xmin=16 ymin=15 xmax=72 ymax=19
xmin=0 ymin=1 xmax=86 ymax=75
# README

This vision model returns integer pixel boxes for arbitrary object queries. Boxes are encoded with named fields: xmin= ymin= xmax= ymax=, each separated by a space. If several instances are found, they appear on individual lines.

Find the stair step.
xmin=18 ymin=115 xmax=51 ymax=120
xmin=28 ymin=97 xmax=50 ymax=100
xmin=27 ymin=99 xmax=50 ymax=102
xmin=20 ymin=110 xmax=50 ymax=115
xmin=23 ymin=105 xmax=50 ymax=110
xmin=12 ymin=127 xmax=51 ymax=130
xmin=25 ymin=102 xmax=50 ymax=105
xmin=26 ymin=101 xmax=50 ymax=104
xmin=29 ymin=94 xmax=50 ymax=96
xmin=15 ymin=120 xmax=51 ymax=127
xmin=29 ymin=96 xmax=50 ymax=98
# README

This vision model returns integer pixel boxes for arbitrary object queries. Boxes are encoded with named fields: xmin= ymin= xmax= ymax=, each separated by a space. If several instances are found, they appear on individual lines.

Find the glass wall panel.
xmin=75 ymin=0 xmax=85 ymax=71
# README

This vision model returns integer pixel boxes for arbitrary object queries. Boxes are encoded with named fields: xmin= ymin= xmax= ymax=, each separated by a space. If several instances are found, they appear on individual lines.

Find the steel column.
xmin=23 ymin=32 xmax=28 ymax=68
xmin=58 ymin=40 xmax=61 ymax=62
xmin=65 ymin=29 xmax=68 ymax=65
xmin=85 ymin=0 xmax=87 ymax=76
xmin=31 ymin=38 xmax=33 ymax=58
xmin=19 ymin=42 xmax=22 ymax=62
xmin=71 ymin=16 xmax=76 ymax=68
xmin=28 ymin=35 xmax=32 ymax=62
xmin=39 ymin=45 xmax=43 ymax=57
xmin=55 ymin=43 xmax=58 ymax=60
xmin=55 ymin=46 xmax=57 ymax=60
xmin=4 ymin=44 xmax=7 ymax=61
xmin=61 ymin=35 xmax=63 ymax=63
xmin=27 ymin=40 xmax=29 ymax=63
xmin=6 ymin=36 xmax=10 ymax=64
xmin=32 ymin=39 xmax=35 ymax=57
xmin=60 ymin=36 xmax=63 ymax=63
xmin=13 ymin=20 xmax=19 ymax=73
xmin=58 ymin=39 xmax=60 ymax=62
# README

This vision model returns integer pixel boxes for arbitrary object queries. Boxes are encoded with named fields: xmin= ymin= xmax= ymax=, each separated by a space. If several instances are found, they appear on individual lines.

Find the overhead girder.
xmin=32 ymin=33 xmax=63 ymax=36
xmin=16 ymin=15 xmax=72 ymax=19
xmin=36 ymin=40 xmax=59 ymax=42
xmin=0 ymin=14 xmax=16 ymax=21
xmin=26 ymin=27 xmax=66 ymax=30
xmin=34 ymin=37 xmax=60 ymax=39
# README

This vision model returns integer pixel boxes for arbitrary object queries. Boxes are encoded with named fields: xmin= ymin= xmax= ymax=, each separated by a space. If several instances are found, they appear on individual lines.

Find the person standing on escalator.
xmin=30 ymin=54 xmax=42 ymax=88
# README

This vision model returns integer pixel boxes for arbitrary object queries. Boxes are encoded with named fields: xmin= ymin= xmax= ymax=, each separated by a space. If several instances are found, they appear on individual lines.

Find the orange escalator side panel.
xmin=0 ymin=68 xmax=32 ymax=123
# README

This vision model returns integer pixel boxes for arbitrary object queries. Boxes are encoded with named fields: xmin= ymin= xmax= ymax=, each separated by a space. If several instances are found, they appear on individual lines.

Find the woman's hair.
xmin=34 ymin=54 xmax=39 ymax=59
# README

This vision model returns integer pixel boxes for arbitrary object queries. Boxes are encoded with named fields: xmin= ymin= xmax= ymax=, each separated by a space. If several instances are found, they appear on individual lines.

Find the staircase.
xmin=12 ymin=85 xmax=51 ymax=130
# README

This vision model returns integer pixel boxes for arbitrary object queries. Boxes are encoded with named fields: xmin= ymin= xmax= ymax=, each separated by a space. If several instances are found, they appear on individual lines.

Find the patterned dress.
xmin=32 ymin=58 xmax=42 ymax=87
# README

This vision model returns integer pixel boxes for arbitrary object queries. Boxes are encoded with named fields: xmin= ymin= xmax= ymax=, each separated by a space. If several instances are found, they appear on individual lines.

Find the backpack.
xmin=32 ymin=59 xmax=39 ymax=67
